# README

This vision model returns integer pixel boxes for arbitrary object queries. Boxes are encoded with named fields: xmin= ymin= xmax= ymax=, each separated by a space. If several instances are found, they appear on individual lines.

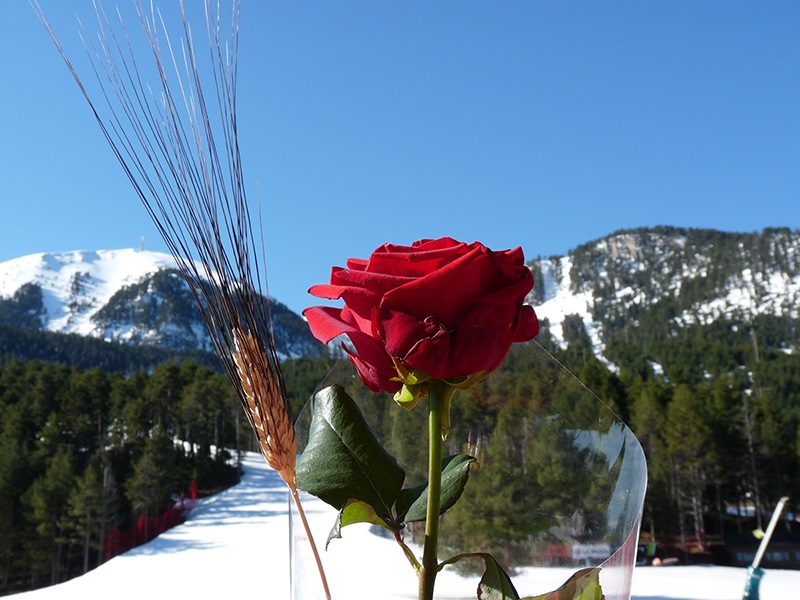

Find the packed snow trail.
xmin=10 ymin=453 xmax=800 ymax=599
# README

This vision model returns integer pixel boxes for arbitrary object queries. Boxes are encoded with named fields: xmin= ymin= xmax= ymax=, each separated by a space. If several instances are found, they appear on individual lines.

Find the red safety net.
xmin=103 ymin=481 xmax=198 ymax=562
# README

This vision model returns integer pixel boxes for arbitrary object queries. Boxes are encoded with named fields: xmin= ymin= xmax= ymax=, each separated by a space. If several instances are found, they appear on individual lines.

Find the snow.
xmin=530 ymin=232 xmax=800 ymax=361
xmin=535 ymin=256 xmax=602 ymax=353
xmin=679 ymin=267 xmax=800 ymax=326
xmin=9 ymin=452 xmax=800 ymax=600
xmin=0 ymin=249 xmax=185 ymax=337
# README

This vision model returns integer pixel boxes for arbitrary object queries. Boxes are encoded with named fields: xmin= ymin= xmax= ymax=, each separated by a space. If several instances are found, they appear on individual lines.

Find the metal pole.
xmin=752 ymin=496 xmax=789 ymax=570
xmin=742 ymin=496 xmax=789 ymax=600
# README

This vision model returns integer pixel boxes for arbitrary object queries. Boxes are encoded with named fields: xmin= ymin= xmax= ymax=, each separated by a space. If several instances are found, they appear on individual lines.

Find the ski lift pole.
xmin=742 ymin=496 xmax=789 ymax=600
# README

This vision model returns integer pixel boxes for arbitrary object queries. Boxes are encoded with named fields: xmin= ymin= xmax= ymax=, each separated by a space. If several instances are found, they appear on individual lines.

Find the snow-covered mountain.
xmin=3 ymin=228 xmax=798 ymax=366
xmin=530 ymin=227 xmax=800 ymax=359
xmin=0 ymin=248 xmax=323 ymax=359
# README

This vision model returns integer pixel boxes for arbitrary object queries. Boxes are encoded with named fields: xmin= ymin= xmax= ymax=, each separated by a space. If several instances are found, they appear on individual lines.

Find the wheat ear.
xmin=32 ymin=1 xmax=332 ymax=598
xmin=232 ymin=328 xmax=331 ymax=600
xmin=232 ymin=328 xmax=297 ymax=486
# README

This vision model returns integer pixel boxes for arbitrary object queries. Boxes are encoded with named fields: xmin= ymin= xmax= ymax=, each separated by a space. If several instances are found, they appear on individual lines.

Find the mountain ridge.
xmin=0 ymin=248 xmax=324 ymax=360
xmin=529 ymin=226 xmax=800 ymax=363
xmin=2 ymin=227 xmax=798 ymax=370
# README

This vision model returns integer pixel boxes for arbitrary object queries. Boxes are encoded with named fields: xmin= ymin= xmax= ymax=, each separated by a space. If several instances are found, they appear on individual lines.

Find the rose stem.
xmin=419 ymin=380 xmax=449 ymax=600
xmin=291 ymin=486 xmax=332 ymax=600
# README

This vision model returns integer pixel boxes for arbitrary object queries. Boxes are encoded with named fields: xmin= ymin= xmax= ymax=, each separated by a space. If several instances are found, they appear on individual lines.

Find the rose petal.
xmin=308 ymin=282 xmax=373 ymax=300
xmin=401 ymin=335 xmax=453 ymax=380
xmin=343 ymin=328 xmax=403 ymax=393
xmin=377 ymin=237 xmax=462 ymax=255
xmin=375 ymin=308 xmax=453 ymax=380
xmin=367 ymin=239 xmax=471 ymax=278
xmin=346 ymin=257 xmax=368 ymax=271
xmin=330 ymin=265 xmax=413 ymax=293
xmin=444 ymin=301 xmax=519 ymax=375
xmin=303 ymin=306 xmax=352 ymax=344
xmin=374 ymin=309 xmax=446 ymax=366
xmin=475 ymin=268 xmax=534 ymax=308
xmin=303 ymin=306 xmax=401 ymax=393
xmin=381 ymin=246 xmax=507 ymax=324
xmin=343 ymin=344 xmax=402 ymax=394
xmin=514 ymin=305 xmax=539 ymax=342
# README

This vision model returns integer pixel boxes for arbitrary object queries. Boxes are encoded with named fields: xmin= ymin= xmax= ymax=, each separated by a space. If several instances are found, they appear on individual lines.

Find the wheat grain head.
xmin=232 ymin=327 xmax=297 ymax=488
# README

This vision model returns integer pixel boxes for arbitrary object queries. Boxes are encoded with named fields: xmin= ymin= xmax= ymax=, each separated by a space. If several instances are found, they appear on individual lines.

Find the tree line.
xmin=297 ymin=323 xmax=800 ymax=571
xmin=3 ymin=309 xmax=798 ymax=591
xmin=0 ymin=359 xmax=245 ymax=593
xmin=0 ymin=323 xmax=223 ymax=374
xmin=554 ymin=315 xmax=800 ymax=560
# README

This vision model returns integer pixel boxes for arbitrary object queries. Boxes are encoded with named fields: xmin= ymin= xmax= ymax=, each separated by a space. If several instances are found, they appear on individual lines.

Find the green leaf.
xmin=438 ymin=552 xmax=520 ymax=600
xmin=296 ymin=385 xmax=405 ymax=527
xmin=396 ymin=454 xmax=476 ymax=523
xmin=326 ymin=499 xmax=394 ymax=549
xmin=522 ymin=568 xmax=604 ymax=600
xmin=478 ymin=553 xmax=520 ymax=600
xmin=438 ymin=556 xmax=603 ymax=600
xmin=393 ymin=383 xmax=423 ymax=410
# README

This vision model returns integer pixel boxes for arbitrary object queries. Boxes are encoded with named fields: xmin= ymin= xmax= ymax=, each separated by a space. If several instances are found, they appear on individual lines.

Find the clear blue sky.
xmin=2 ymin=1 xmax=799 ymax=315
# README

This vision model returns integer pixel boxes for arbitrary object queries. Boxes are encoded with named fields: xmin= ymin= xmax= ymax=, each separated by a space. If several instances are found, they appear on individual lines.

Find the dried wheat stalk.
xmin=32 ymin=1 xmax=330 ymax=597
xmin=232 ymin=327 xmax=297 ymax=487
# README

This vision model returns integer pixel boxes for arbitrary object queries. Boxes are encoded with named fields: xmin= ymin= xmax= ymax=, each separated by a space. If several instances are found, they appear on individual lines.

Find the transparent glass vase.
xmin=290 ymin=341 xmax=647 ymax=600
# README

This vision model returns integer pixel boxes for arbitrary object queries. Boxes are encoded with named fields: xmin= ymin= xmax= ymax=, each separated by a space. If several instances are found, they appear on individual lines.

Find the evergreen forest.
xmin=296 ymin=324 xmax=800 ymax=573
xmin=2 ymin=300 xmax=800 ymax=592
xmin=0 ymin=359 xmax=245 ymax=593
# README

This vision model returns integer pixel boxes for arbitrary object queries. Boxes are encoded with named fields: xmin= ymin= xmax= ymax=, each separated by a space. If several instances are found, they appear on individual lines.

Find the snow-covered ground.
xmin=535 ymin=255 xmax=605 ymax=355
xmin=0 ymin=248 xmax=184 ymax=336
xmin=10 ymin=452 xmax=800 ymax=600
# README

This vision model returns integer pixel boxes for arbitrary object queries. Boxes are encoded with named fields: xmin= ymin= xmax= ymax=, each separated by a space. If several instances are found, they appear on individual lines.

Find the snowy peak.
xmin=534 ymin=255 xmax=603 ymax=353
xmin=529 ymin=227 xmax=800 ymax=358
xmin=0 ymin=249 xmax=184 ymax=336
xmin=0 ymin=248 xmax=323 ymax=359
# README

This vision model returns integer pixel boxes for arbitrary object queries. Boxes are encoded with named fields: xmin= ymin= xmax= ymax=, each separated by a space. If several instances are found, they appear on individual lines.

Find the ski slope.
xmin=10 ymin=453 xmax=800 ymax=600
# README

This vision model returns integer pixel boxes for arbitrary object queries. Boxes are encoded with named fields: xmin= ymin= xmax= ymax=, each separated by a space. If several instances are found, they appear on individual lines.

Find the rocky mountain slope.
xmin=0 ymin=248 xmax=323 ymax=359
xmin=2 ymin=228 xmax=798 ymax=368
xmin=529 ymin=226 xmax=800 ymax=363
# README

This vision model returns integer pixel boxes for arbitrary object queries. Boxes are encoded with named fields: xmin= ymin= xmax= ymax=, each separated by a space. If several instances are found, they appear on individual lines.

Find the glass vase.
xmin=290 ymin=341 xmax=647 ymax=600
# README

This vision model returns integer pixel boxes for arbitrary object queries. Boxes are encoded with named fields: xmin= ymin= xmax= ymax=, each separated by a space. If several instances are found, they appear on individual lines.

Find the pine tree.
xmin=630 ymin=380 xmax=671 ymax=537
xmin=23 ymin=447 xmax=76 ymax=586
xmin=664 ymin=384 xmax=716 ymax=548
xmin=143 ymin=363 xmax=181 ymax=433
xmin=67 ymin=458 xmax=115 ymax=574
xmin=0 ymin=433 xmax=32 ymax=591
xmin=126 ymin=426 xmax=181 ymax=518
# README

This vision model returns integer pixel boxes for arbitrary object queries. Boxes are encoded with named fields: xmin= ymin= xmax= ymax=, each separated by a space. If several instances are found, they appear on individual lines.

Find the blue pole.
xmin=742 ymin=566 xmax=764 ymax=600
xmin=741 ymin=496 xmax=789 ymax=600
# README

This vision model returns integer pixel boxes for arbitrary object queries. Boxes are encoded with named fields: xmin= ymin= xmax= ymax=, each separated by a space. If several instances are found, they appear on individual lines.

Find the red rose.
xmin=303 ymin=237 xmax=539 ymax=394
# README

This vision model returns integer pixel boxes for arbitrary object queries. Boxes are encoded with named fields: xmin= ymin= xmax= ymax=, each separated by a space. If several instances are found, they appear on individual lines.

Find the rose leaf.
xmin=296 ymin=384 xmax=405 ymax=528
xmin=521 ymin=568 xmax=605 ymax=600
xmin=435 ymin=553 xmax=519 ymax=599
xmin=326 ymin=499 xmax=398 ymax=549
xmin=396 ymin=454 xmax=476 ymax=523
xmin=476 ymin=553 xmax=520 ymax=600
